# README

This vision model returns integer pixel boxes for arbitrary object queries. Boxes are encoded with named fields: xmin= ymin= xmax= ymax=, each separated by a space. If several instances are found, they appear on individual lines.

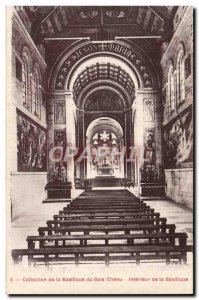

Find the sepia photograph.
xmin=6 ymin=5 xmax=194 ymax=295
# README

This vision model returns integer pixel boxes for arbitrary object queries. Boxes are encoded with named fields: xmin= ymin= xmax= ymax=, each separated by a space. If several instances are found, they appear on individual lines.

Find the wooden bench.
xmin=70 ymin=203 xmax=144 ymax=208
xmin=76 ymin=196 xmax=139 ymax=200
xmin=12 ymin=244 xmax=193 ymax=266
xmin=26 ymin=232 xmax=188 ymax=249
xmin=59 ymin=207 xmax=155 ymax=215
xmin=65 ymin=203 xmax=149 ymax=210
xmin=46 ymin=217 xmax=167 ymax=228
xmin=54 ymin=212 xmax=160 ymax=220
xmin=72 ymin=199 xmax=142 ymax=204
xmin=38 ymin=223 xmax=176 ymax=236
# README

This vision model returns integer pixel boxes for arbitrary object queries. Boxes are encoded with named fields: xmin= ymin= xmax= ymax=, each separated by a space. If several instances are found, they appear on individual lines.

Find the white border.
xmin=1 ymin=2 xmax=198 ymax=300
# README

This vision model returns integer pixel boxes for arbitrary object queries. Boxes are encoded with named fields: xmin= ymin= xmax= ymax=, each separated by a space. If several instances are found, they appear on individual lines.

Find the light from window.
xmin=177 ymin=49 xmax=185 ymax=105
xmin=22 ymin=59 xmax=28 ymax=105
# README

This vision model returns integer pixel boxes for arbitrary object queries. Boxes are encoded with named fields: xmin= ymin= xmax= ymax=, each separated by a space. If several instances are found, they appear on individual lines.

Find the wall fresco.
xmin=17 ymin=111 xmax=47 ymax=171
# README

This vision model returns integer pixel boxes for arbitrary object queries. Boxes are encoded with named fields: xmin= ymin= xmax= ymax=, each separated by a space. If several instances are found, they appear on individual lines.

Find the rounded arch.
xmin=77 ymin=82 xmax=131 ymax=110
xmin=48 ymin=40 xmax=159 ymax=91
xmin=21 ymin=45 xmax=32 ymax=73
xmin=33 ymin=62 xmax=42 ymax=85
xmin=86 ymin=117 xmax=124 ymax=179
xmin=86 ymin=117 xmax=123 ymax=140
xmin=68 ymin=55 xmax=140 ymax=91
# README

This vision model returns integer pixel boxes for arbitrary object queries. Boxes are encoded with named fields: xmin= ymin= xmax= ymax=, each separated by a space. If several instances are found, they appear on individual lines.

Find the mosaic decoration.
xmin=85 ymin=89 xmax=123 ymax=111
xmin=164 ymin=110 xmax=193 ymax=168
xmin=79 ymin=10 xmax=98 ymax=19
xmin=144 ymin=127 xmax=156 ymax=165
xmin=54 ymin=129 xmax=66 ymax=168
xmin=54 ymin=42 xmax=153 ymax=90
xmin=143 ymin=99 xmax=155 ymax=122
xmin=17 ymin=111 xmax=47 ymax=172
xmin=54 ymin=100 xmax=66 ymax=124
xmin=105 ymin=10 xmax=125 ymax=18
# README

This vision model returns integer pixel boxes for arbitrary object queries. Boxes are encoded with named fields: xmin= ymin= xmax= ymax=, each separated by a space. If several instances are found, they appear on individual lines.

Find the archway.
xmin=86 ymin=117 xmax=124 ymax=179
xmin=47 ymin=40 xmax=162 ymax=192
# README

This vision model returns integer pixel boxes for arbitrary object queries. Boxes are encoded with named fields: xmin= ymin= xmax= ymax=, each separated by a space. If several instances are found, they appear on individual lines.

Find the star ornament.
xmin=100 ymin=131 xmax=110 ymax=142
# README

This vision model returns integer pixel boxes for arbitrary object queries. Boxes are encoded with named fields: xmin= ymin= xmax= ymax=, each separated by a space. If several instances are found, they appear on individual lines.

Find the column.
xmin=134 ymin=91 xmax=144 ymax=187
xmin=77 ymin=108 xmax=85 ymax=180
xmin=46 ymin=93 xmax=54 ymax=172
xmin=65 ymin=92 xmax=76 ymax=187
xmin=155 ymin=92 xmax=163 ymax=166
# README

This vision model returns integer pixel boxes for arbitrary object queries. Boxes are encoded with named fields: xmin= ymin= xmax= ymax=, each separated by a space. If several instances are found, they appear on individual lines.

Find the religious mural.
xmin=144 ymin=127 xmax=156 ymax=165
xmin=17 ymin=111 xmax=47 ymax=171
xmin=54 ymin=100 xmax=66 ymax=124
xmin=54 ymin=129 xmax=66 ymax=168
xmin=143 ymin=99 xmax=155 ymax=121
xmin=85 ymin=89 xmax=123 ymax=111
xmin=164 ymin=109 xmax=193 ymax=168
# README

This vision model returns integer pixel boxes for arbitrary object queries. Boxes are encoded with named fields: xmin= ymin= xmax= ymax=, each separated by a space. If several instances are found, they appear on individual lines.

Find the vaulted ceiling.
xmin=22 ymin=6 xmax=178 ymax=73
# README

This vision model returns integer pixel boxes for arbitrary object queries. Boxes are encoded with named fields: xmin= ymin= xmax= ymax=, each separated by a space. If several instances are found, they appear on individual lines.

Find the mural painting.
xmin=143 ymin=99 xmax=155 ymax=121
xmin=54 ymin=129 xmax=66 ymax=168
xmin=17 ymin=111 xmax=47 ymax=171
xmin=164 ymin=109 xmax=193 ymax=168
xmin=144 ymin=127 xmax=156 ymax=165
xmin=54 ymin=100 xmax=66 ymax=124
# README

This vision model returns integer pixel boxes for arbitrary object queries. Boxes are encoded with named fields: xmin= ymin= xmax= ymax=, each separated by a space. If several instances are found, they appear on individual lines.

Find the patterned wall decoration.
xmin=144 ymin=127 xmax=156 ymax=164
xmin=85 ymin=89 xmax=123 ymax=111
xmin=164 ymin=110 xmax=193 ymax=168
xmin=79 ymin=10 xmax=98 ymax=19
xmin=17 ymin=110 xmax=47 ymax=171
xmin=54 ymin=41 xmax=153 ymax=90
xmin=54 ymin=100 xmax=66 ymax=124
xmin=143 ymin=99 xmax=155 ymax=122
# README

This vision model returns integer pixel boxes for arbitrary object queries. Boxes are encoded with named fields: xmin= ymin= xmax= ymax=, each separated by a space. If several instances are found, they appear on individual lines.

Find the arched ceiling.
xmin=18 ymin=6 xmax=178 ymax=71
xmin=86 ymin=117 xmax=123 ymax=140
xmin=73 ymin=63 xmax=135 ymax=102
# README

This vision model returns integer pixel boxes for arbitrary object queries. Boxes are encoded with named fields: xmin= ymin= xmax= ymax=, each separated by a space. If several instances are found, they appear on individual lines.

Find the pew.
xmin=46 ymin=217 xmax=167 ymax=228
xmin=60 ymin=206 xmax=154 ymax=215
xmin=38 ymin=223 xmax=176 ymax=236
xmin=12 ymin=244 xmax=193 ymax=266
xmin=54 ymin=212 xmax=160 ymax=220
xmin=26 ymin=232 xmax=188 ymax=249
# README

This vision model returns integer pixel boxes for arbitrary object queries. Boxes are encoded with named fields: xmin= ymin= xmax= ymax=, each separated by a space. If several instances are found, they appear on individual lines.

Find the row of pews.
xmin=12 ymin=189 xmax=192 ymax=267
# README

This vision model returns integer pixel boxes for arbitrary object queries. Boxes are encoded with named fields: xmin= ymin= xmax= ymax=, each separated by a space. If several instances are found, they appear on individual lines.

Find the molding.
xmin=13 ymin=8 xmax=47 ymax=70
xmin=160 ymin=6 xmax=193 ymax=65
xmin=165 ymin=168 xmax=193 ymax=172
xmin=11 ymin=172 xmax=47 ymax=175
xmin=162 ymin=100 xmax=192 ymax=126
xmin=12 ymin=100 xmax=47 ymax=129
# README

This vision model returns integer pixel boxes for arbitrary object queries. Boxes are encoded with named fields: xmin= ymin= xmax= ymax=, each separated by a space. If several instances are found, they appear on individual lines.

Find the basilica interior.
xmin=8 ymin=6 xmax=193 ymax=269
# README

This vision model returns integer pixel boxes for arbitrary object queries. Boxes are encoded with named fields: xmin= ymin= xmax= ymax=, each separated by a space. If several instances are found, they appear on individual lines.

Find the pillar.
xmin=65 ymin=92 xmax=76 ymax=188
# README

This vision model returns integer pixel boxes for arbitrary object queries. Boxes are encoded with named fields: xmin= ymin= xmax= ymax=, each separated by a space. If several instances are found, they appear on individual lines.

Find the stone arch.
xmin=48 ymin=40 xmax=160 ymax=91
xmin=77 ymin=81 xmax=132 ymax=110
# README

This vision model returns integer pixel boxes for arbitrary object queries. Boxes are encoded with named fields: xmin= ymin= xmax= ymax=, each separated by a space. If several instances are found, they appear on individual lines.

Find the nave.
xmin=11 ymin=189 xmax=193 ymax=267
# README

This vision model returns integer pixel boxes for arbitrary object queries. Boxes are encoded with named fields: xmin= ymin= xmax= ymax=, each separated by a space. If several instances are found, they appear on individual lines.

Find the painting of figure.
xmin=144 ymin=127 xmax=156 ymax=164
xmin=143 ymin=99 xmax=155 ymax=122
xmin=17 ymin=111 xmax=47 ymax=171
xmin=164 ymin=110 xmax=193 ymax=168
xmin=54 ymin=100 xmax=66 ymax=124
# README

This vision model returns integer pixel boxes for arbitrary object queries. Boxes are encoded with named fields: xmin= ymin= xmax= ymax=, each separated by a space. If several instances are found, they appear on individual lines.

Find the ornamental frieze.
xmin=54 ymin=42 xmax=153 ymax=90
